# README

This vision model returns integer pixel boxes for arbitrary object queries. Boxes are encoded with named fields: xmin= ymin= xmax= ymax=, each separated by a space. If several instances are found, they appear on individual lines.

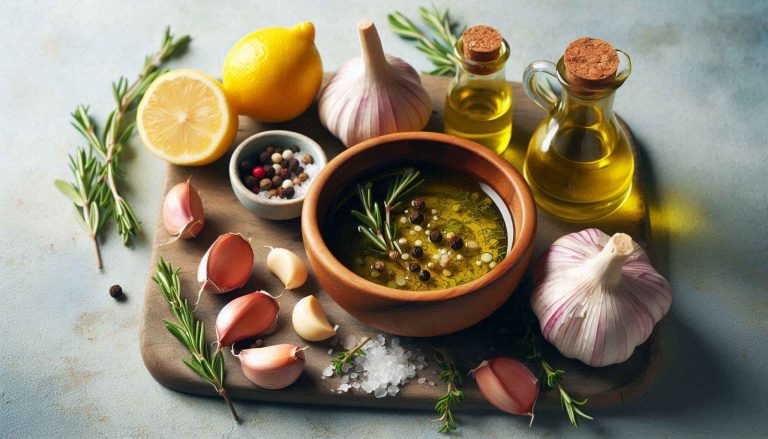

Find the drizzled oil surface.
xmin=326 ymin=168 xmax=510 ymax=291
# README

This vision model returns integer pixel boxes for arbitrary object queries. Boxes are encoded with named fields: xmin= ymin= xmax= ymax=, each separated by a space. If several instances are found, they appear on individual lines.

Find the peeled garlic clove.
xmin=216 ymin=291 xmax=279 ymax=347
xmin=318 ymin=19 xmax=432 ymax=147
xmin=235 ymin=344 xmax=305 ymax=389
xmin=471 ymin=357 xmax=538 ymax=420
xmin=266 ymin=247 xmax=308 ymax=289
xmin=198 ymin=233 xmax=254 ymax=293
xmin=292 ymin=295 xmax=336 ymax=341
xmin=162 ymin=178 xmax=204 ymax=239
xmin=532 ymin=230 xmax=672 ymax=367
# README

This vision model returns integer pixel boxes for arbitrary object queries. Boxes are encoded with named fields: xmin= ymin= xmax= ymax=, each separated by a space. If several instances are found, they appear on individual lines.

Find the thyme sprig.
xmin=524 ymin=325 xmax=594 ymax=427
xmin=351 ymin=168 xmax=423 ymax=255
xmin=56 ymin=27 xmax=190 ymax=268
xmin=388 ymin=6 xmax=465 ymax=76
xmin=331 ymin=337 xmax=371 ymax=375
xmin=152 ymin=258 xmax=240 ymax=422
xmin=434 ymin=348 xmax=464 ymax=433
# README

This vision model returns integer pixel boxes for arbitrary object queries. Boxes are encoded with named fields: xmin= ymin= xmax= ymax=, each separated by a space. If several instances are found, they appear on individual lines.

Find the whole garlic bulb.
xmin=531 ymin=229 xmax=672 ymax=367
xmin=318 ymin=19 xmax=432 ymax=147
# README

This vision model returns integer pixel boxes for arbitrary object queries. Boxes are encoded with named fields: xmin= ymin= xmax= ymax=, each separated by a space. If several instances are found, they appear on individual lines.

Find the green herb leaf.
xmin=54 ymin=180 xmax=85 ymax=206
xmin=388 ymin=7 xmax=463 ymax=76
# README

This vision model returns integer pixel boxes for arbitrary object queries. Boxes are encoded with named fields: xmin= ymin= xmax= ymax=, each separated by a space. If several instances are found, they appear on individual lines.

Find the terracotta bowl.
xmin=301 ymin=132 xmax=536 ymax=337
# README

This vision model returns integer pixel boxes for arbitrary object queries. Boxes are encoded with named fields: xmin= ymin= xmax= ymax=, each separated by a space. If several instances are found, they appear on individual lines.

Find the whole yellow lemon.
xmin=223 ymin=22 xmax=323 ymax=122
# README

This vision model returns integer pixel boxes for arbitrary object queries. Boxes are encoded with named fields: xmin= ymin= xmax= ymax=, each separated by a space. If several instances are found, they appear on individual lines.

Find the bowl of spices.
xmin=301 ymin=131 xmax=536 ymax=337
xmin=229 ymin=130 xmax=327 ymax=220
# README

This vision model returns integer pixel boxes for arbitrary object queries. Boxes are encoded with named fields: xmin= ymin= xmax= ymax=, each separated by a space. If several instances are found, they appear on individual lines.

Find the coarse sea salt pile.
xmin=256 ymin=151 xmax=320 ymax=200
xmin=322 ymin=334 xmax=429 ymax=397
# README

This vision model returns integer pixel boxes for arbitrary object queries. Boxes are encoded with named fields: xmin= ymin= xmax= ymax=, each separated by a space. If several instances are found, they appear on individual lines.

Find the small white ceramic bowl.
xmin=229 ymin=130 xmax=327 ymax=220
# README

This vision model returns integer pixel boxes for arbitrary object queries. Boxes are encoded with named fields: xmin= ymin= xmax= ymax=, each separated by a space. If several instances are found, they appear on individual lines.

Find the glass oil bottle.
xmin=522 ymin=38 xmax=633 ymax=222
xmin=444 ymin=25 xmax=513 ymax=154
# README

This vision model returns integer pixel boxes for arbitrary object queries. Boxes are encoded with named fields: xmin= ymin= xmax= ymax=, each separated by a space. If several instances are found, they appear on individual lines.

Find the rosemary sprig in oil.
xmin=331 ymin=337 xmax=371 ymax=375
xmin=351 ymin=168 xmax=423 ymax=255
xmin=56 ymin=27 xmax=190 ymax=268
xmin=152 ymin=258 xmax=240 ymax=422
xmin=434 ymin=348 xmax=464 ymax=433
xmin=388 ymin=6 xmax=464 ymax=76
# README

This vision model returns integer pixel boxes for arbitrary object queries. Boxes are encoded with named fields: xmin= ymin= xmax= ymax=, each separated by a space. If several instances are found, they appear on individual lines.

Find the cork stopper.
xmin=462 ymin=25 xmax=503 ymax=62
xmin=563 ymin=37 xmax=619 ymax=86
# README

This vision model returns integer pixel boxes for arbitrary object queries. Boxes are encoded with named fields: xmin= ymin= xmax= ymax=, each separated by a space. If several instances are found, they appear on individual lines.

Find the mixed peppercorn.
xmin=238 ymin=145 xmax=315 ymax=200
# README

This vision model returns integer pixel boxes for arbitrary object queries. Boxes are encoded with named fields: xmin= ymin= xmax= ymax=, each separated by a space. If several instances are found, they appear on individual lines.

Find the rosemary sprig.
xmin=152 ymin=258 xmax=240 ymax=422
xmin=388 ymin=6 xmax=465 ymax=76
xmin=434 ymin=348 xmax=464 ymax=433
xmin=57 ymin=28 xmax=190 ymax=268
xmin=331 ymin=337 xmax=371 ymax=375
xmin=351 ymin=168 xmax=423 ymax=255
xmin=524 ymin=325 xmax=594 ymax=427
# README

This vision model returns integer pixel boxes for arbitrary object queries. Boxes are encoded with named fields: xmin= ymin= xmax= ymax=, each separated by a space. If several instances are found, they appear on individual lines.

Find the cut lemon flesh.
xmin=138 ymin=69 xmax=237 ymax=166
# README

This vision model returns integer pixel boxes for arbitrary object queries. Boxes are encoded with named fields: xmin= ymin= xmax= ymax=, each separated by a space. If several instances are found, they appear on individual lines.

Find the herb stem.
xmin=90 ymin=232 xmax=103 ymax=270
xmin=434 ymin=348 xmax=464 ymax=433
xmin=331 ymin=337 xmax=371 ymax=375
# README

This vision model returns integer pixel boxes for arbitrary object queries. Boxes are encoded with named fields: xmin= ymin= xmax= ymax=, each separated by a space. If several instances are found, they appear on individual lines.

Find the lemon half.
xmin=138 ymin=69 xmax=238 ymax=166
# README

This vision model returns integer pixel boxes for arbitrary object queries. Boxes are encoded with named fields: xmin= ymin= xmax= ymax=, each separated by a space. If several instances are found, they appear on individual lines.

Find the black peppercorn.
xmin=272 ymin=175 xmax=283 ymax=187
xmin=277 ymin=187 xmax=286 ymax=198
xmin=288 ymin=158 xmax=300 ymax=172
xmin=278 ymin=168 xmax=291 ymax=180
xmin=261 ymin=165 xmax=274 ymax=179
xmin=411 ymin=199 xmax=426 ymax=210
xmin=429 ymin=230 xmax=443 ymax=243
xmin=258 ymin=151 xmax=271 ymax=164
xmin=289 ymin=145 xmax=300 ymax=153
xmin=373 ymin=260 xmax=385 ymax=272
xmin=411 ymin=246 xmax=424 ymax=258
xmin=239 ymin=160 xmax=253 ymax=174
xmin=409 ymin=211 xmax=424 ymax=224
xmin=265 ymin=146 xmax=275 ymax=155
xmin=297 ymin=166 xmax=305 ymax=174
xmin=448 ymin=235 xmax=464 ymax=250
xmin=284 ymin=186 xmax=296 ymax=199
xmin=243 ymin=175 xmax=258 ymax=189
xmin=408 ymin=262 xmax=421 ymax=273
xmin=109 ymin=284 xmax=123 ymax=298
xmin=280 ymin=159 xmax=290 ymax=169
xmin=418 ymin=270 xmax=431 ymax=281
xmin=388 ymin=250 xmax=401 ymax=261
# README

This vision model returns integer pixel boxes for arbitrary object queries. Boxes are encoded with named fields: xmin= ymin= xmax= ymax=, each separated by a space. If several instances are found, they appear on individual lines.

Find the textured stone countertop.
xmin=1 ymin=0 xmax=766 ymax=437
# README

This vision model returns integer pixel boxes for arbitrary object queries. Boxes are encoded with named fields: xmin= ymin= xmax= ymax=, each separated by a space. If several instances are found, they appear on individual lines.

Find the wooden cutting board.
xmin=140 ymin=74 xmax=660 ymax=411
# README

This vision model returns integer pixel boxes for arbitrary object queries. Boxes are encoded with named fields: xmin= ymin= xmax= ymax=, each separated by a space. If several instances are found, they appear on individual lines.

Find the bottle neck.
xmin=558 ymin=88 xmax=617 ymax=125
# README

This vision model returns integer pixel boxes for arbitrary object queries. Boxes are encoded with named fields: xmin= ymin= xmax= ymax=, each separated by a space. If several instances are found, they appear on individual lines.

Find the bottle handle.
xmin=523 ymin=60 xmax=560 ymax=112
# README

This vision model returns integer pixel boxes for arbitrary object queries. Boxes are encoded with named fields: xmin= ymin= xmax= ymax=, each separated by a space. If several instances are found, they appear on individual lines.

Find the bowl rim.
xmin=301 ymin=131 xmax=536 ymax=303
xmin=229 ymin=130 xmax=328 ymax=208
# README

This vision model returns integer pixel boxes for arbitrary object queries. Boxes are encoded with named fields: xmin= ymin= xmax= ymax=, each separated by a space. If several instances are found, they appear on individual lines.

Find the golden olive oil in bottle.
xmin=522 ymin=38 xmax=634 ymax=221
xmin=444 ymin=25 xmax=513 ymax=154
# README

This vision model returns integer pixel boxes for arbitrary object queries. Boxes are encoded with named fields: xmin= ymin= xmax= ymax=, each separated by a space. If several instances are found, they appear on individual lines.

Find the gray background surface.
xmin=1 ymin=0 xmax=766 ymax=437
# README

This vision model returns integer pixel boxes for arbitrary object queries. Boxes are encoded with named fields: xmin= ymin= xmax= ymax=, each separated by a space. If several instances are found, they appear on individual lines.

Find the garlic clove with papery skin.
xmin=198 ymin=233 xmax=254 ymax=294
xmin=216 ymin=291 xmax=279 ymax=347
xmin=234 ymin=344 xmax=305 ymax=389
xmin=531 ymin=229 xmax=672 ymax=367
xmin=266 ymin=247 xmax=308 ymax=289
xmin=471 ymin=357 xmax=539 ymax=422
xmin=292 ymin=295 xmax=337 ymax=341
xmin=318 ymin=19 xmax=432 ymax=147
xmin=162 ymin=178 xmax=204 ymax=239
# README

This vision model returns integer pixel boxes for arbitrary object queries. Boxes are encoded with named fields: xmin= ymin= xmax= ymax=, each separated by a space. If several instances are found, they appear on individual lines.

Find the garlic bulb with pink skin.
xmin=198 ymin=233 xmax=254 ymax=294
xmin=531 ymin=229 xmax=672 ymax=367
xmin=318 ymin=19 xmax=432 ymax=147
xmin=162 ymin=179 xmax=204 ymax=239
xmin=234 ymin=344 xmax=305 ymax=389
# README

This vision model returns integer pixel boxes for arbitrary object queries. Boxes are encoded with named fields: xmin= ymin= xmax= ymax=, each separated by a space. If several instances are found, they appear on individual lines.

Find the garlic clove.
xmin=292 ymin=295 xmax=336 ymax=341
xmin=531 ymin=229 xmax=672 ymax=367
xmin=216 ymin=291 xmax=280 ymax=347
xmin=471 ymin=357 xmax=539 ymax=421
xmin=198 ymin=233 xmax=254 ymax=293
xmin=266 ymin=247 xmax=308 ymax=289
xmin=235 ymin=344 xmax=305 ymax=389
xmin=162 ymin=178 xmax=204 ymax=239
xmin=318 ymin=19 xmax=432 ymax=147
